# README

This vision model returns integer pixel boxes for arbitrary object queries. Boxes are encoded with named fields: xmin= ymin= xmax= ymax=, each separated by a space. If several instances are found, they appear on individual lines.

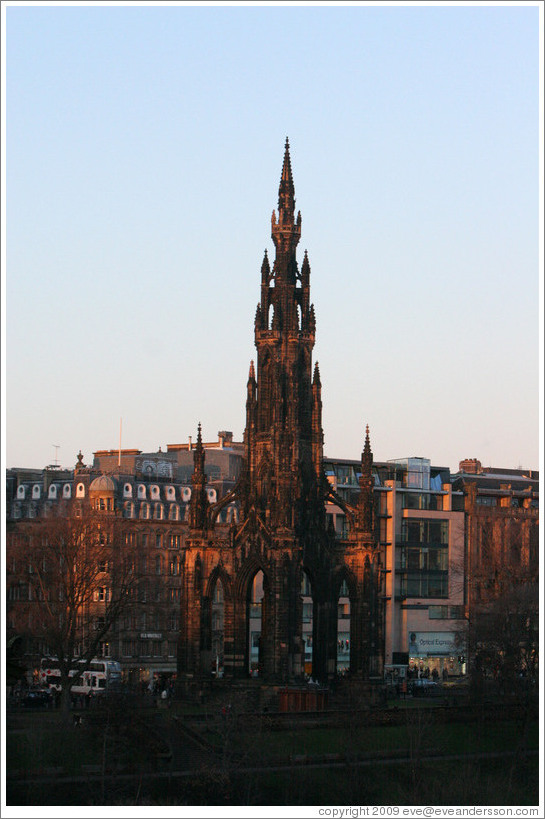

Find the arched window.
xmin=76 ymin=483 xmax=85 ymax=499
xmin=48 ymin=485 xmax=57 ymax=499
xmin=123 ymin=483 xmax=133 ymax=498
xmin=124 ymin=501 xmax=134 ymax=519
xmin=154 ymin=502 xmax=164 ymax=520
xmin=62 ymin=484 xmax=71 ymax=499
xmin=140 ymin=502 xmax=150 ymax=520
xmin=226 ymin=505 xmax=239 ymax=524
xmin=169 ymin=504 xmax=180 ymax=521
xmin=137 ymin=485 xmax=146 ymax=500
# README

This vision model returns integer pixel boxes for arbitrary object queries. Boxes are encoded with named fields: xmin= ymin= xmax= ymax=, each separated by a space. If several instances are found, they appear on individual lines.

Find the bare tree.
xmin=466 ymin=514 xmax=538 ymax=697
xmin=7 ymin=508 xmax=138 ymax=716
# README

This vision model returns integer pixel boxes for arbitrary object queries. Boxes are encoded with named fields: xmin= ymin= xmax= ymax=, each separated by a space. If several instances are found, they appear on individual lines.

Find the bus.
xmin=39 ymin=657 xmax=122 ymax=697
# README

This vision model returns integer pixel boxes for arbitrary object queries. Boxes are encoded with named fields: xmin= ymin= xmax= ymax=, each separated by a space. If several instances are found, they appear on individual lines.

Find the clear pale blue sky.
xmin=3 ymin=2 xmax=542 ymax=473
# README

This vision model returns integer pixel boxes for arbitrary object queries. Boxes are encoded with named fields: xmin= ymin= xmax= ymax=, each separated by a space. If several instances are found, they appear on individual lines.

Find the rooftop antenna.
xmin=53 ymin=445 xmax=60 ymax=467
xmin=118 ymin=418 xmax=122 ymax=467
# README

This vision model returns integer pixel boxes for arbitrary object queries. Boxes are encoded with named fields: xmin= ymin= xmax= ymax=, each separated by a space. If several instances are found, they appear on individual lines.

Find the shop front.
xmin=408 ymin=631 xmax=466 ymax=679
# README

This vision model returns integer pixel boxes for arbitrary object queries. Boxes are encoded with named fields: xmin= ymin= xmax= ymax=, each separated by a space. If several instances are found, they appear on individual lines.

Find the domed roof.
xmin=89 ymin=474 xmax=117 ymax=494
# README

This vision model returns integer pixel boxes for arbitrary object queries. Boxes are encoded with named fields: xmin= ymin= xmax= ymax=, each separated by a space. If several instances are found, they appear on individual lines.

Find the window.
xmin=155 ymin=555 xmax=162 ymax=574
xmin=400 ymin=518 xmax=448 ymax=545
xmin=122 ymin=640 xmax=137 ymax=657
xmin=124 ymin=614 xmax=136 ymax=630
xmin=397 ymin=547 xmax=448 ymax=572
xmin=154 ymin=503 xmax=164 ymax=520
xmin=169 ymin=611 xmax=179 ymax=631
xmin=398 ymin=573 xmax=448 ymax=599
xmin=477 ymin=496 xmax=497 ymax=506
xmin=429 ymin=605 xmax=464 ymax=620
xmin=95 ymin=587 xmax=110 ymax=602
xmin=170 ymin=557 xmax=180 ymax=576
xmin=168 ymin=641 xmax=177 ymax=658
xmin=169 ymin=505 xmax=180 ymax=521
xmin=155 ymin=533 xmax=163 ymax=549
xmin=8 ymin=585 xmax=22 ymax=601
xmin=169 ymin=587 xmax=180 ymax=602
xmin=302 ymin=602 xmax=313 ymax=623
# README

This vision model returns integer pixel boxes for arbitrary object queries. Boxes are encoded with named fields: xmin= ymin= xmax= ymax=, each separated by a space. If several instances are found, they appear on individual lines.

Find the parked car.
xmin=21 ymin=688 xmax=53 ymax=708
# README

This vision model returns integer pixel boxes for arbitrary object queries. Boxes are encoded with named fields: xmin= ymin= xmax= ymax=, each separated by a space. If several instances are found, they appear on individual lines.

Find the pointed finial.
xmin=313 ymin=361 xmax=321 ymax=387
xmin=278 ymin=137 xmax=295 ymax=215
xmin=249 ymin=360 xmax=255 ymax=380
xmin=362 ymin=424 xmax=373 ymax=470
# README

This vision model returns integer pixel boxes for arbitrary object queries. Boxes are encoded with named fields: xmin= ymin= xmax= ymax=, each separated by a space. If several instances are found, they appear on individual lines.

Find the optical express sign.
xmin=408 ymin=632 xmax=458 ymax=657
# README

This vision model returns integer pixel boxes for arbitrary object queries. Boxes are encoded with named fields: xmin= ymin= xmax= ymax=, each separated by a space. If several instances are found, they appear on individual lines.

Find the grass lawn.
xmin=201 ymin=715 xmax=538 ymax=760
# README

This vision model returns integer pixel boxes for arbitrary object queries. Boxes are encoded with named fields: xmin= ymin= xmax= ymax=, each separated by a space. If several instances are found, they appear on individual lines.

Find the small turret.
xmin=189 ymin=423 xmax=208 ymax=530
xmin=358 ymin=425 xmax=374 ymax=535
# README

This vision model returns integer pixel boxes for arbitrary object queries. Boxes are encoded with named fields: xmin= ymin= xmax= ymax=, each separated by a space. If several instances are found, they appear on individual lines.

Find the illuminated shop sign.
xmin=408 ymin=631 xmax=459 ymax=656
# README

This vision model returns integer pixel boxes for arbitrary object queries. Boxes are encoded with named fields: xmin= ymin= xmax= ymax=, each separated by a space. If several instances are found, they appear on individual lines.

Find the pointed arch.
xmin=205 ymin=565 xmax=233 ymax=601
xmin=332 ymin=564 xmax=358 ymax=601
xmin=235 ymin=555 xmax=268 ymax=599
xmin=301 ymin=566 xmax=315 ymax=677
xmin=234 ymin=557 xmax=271 ymax=678
xmin=331 ymin=564 xmax=358 ymax=676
